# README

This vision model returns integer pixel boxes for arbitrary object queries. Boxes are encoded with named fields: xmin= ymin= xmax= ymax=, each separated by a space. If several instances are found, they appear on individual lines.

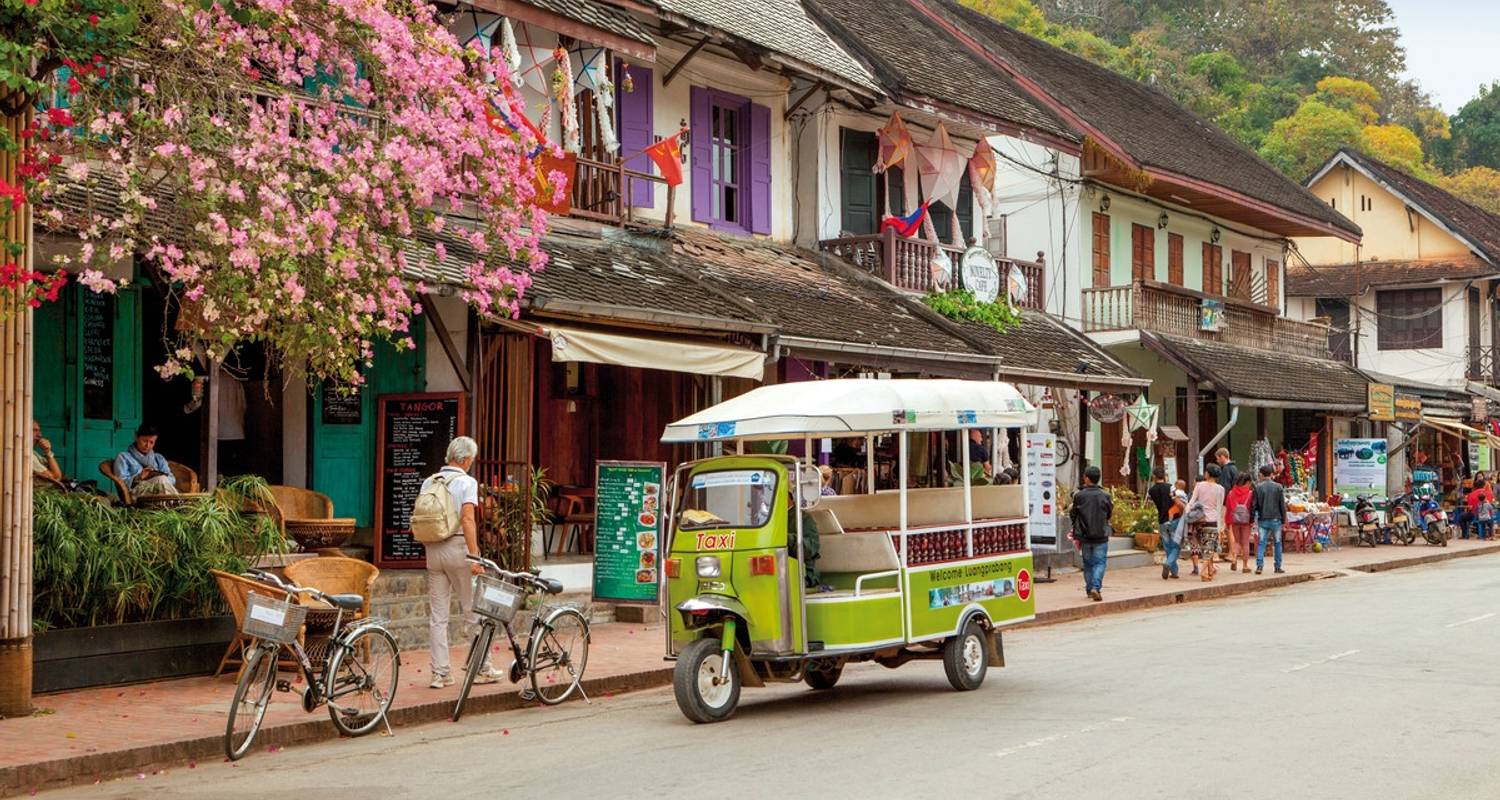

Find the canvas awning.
xmin=543 ymin=325 xmax=766 ymax=381
xmin=1419 ymin=415 xmax=1500 ymax=450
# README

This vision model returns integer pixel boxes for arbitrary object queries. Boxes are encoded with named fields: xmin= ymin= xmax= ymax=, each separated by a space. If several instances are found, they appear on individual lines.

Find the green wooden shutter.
xmin=839 ymin=128 xmax=878 ymax=235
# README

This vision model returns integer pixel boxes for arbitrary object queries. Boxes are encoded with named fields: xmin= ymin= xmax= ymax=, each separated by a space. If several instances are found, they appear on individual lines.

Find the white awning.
xmin=1420 ymin=415 xmax=1500 ymax=450
xmin=661 ymin=378 xmax=1037 ymax=442
xmin=544 ymin=325 xmax=765 ymax=381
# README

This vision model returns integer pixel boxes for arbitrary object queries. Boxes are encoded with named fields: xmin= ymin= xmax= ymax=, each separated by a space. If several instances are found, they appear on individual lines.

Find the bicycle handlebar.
xmin=464 ymin=554 xmax=546 ymax=589
xmin=244 ymin=568 xmax=331 ymax=604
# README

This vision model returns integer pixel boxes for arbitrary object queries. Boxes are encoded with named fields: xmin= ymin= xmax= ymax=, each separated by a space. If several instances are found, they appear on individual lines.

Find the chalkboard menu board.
xmin=373 ymin=392 xmax=465 ymax=569
xmin=592 ymin=461 xmax=665 ymax=605
xmin=321 ymin=383 xmax=363 ymax=425
xmin=81 ymin=290 xmax=114 ymax=420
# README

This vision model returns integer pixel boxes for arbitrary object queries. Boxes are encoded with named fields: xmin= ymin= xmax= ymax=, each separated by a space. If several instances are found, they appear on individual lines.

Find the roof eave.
xmin=1143 ymin=165 xmax=1362 ymax=243
xmin=474 ymin=0 xmax=657 ymax=60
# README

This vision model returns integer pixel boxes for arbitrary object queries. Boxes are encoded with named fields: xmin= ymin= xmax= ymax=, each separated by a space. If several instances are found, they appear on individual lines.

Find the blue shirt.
xmin=115 ymin=447 xmax=174 ymax=487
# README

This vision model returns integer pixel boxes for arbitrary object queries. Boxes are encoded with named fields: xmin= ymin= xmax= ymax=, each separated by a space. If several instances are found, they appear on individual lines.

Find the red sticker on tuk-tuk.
xmin=1016 ymin=569 xmax=1032 ymax=601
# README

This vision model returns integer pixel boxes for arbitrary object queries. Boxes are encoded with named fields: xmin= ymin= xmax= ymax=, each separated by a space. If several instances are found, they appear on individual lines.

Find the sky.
xmin=1385 ymin=0 xmax=1500 ymax=113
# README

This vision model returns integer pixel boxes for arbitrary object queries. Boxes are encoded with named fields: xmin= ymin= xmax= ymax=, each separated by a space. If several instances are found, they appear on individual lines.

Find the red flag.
xmin=644 ymin=129 xmax=686 ymax=187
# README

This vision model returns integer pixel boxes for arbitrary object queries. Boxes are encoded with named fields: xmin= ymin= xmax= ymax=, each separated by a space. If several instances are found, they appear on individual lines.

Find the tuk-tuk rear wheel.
xmin=804 ymin=661 xmax=842 ymax=690
xmin=673 ymin=638 xmax=740 ymax=723
xmin=943 ymin=621 xmax=988 ymax=692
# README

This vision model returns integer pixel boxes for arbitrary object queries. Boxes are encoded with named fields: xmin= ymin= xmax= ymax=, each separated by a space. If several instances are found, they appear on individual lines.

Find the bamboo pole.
xmin=0 ymin=108 xmax=35 ymax=716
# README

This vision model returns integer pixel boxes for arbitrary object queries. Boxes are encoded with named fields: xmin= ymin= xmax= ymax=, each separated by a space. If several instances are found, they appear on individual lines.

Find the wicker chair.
xmin=99 ymin=460 xmax=133 ymax=505
xmin=167 ymin=460 xmax=200 ymax=493
xmin=267 ymin=486 xmax=335 ymax=529
xmin=265 ymin=485 xmax=355 ymax=551
xmin=284 ymin=557 xmax=379 ymax=619
xmin=210 ymin=569 xmax=303 ymax=677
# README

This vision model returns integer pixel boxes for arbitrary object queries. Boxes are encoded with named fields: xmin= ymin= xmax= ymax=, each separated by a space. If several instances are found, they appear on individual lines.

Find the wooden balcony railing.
xmin=818 ymin=228 xmax=1046 ymax=311
xmin=1467 ymin=344 xmax=1500 ymax=385
xmin=567 ymin=155 xmax=674 ymax=228
xmin=1082 ymin=280 xmax=1330 ymax=359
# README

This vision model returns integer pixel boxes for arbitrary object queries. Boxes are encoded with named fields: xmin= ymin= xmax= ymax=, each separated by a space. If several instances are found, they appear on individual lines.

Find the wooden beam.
xmin=663 ymin=36 xmax=710 ymax=87
xmin=418 ymin=294 xmax=472 ymax=395
xmin=784 ymin=83 xmax=822 ymax=120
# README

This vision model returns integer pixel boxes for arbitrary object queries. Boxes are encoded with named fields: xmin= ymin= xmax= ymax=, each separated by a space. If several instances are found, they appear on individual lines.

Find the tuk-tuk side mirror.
xmin=797 ymin=464 xmax=822 ymax=510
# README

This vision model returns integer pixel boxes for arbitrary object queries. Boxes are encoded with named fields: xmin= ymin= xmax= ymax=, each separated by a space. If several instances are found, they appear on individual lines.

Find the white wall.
xmin=422 ymin=293 xmax=470 ymax=393
xmin=992 ymin=137 xmax=1081 ymax=322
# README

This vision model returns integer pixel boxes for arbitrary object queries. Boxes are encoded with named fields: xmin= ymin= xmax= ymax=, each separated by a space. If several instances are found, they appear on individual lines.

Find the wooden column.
xmin=0 ymin=109 xmax=35 ymax=716
xmin=1077 ymin=391 xmax=1090 ymax=483
xmin=1185 ymin=382 xmax=1201 ymax=483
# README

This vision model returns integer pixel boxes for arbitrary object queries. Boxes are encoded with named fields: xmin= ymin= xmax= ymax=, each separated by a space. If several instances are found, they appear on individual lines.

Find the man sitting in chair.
xmin=114 ymin=424 xmax=178 ymax=496
xmin=32 ymin=421 xmax=63 ymax=485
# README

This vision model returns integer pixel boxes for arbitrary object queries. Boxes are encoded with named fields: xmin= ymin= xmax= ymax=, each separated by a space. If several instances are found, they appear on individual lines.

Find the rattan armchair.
xmin=99 ymin=460 xmax=132 ymax=505
xmin=283 ymin=557 xmax=379 ymax=619
xmin=210 ymin=569 xmax=304 ymax=677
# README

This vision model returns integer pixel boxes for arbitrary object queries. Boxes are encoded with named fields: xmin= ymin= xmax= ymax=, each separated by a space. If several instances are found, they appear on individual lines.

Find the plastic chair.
xmin=283 ymin=557 xmax=379 ymax=619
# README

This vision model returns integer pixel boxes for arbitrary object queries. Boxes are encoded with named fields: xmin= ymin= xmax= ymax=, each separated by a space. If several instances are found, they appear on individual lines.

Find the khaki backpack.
xmin=410 ymin=473 xmax=461 ymax=543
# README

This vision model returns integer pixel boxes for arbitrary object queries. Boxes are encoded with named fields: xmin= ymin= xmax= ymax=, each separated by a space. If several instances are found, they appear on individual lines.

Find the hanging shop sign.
xmin=1333 ymin=437 xmax=1388 ymax=500
xmin=1367 ymin=383 xmax=1395 ymax=422
xmin=1200 ymin=298 xmax=1225 ymax=332
xmin=1393 ymin=394 xmax=1422 ymax=422
xmin=1088 ymin=393 xmax=1126 ymax=424
xmin=1472 ymin=396 xmax=1488 ymax=423
xmin=960 ymin=247 xmax=1000 ymax=303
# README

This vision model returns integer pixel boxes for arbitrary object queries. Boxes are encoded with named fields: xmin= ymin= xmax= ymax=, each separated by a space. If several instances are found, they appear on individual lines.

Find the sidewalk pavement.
xmin=6 ymin=538 xmax=1498 ymax=796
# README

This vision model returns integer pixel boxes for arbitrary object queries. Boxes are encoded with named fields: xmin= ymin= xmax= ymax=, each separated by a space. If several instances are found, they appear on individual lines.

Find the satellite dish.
xmin=961 ymin=247 xmax=1000 ymax=303
xmin=929 ymin=250 xmax=953 ymax=290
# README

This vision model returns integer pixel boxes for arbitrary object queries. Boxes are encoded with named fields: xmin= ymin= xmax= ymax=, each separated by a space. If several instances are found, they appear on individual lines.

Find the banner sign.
xmin=592 ymin=461 xmax=666 ymax=605
xmin=1024 ymin=433 xmax=1060 ymax=551
xmin=1367 ymin=383 xmax=1394 ymax=422
xmin=1394 ymin=394 xmax=1422 ymax=422
xmin=1333 ymin=438 xmax=1387 ymax=500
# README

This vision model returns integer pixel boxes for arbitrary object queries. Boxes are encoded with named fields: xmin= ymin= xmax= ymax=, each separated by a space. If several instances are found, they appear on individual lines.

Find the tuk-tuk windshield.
xmin=678 ymin=469 xmax=779 ymax=530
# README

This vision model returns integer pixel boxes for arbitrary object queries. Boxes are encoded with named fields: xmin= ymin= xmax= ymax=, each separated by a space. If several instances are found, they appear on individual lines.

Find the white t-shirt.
xmin=421 ymin=466 xmax=478 ymax=516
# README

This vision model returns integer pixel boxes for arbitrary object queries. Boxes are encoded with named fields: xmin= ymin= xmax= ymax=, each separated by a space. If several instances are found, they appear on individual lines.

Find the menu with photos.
xmin=592 ymin=461 xmax=666 ymax=605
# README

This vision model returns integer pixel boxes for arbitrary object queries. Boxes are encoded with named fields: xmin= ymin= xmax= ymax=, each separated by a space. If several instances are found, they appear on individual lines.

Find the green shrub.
xmin=33 ymin=477 xmax=286 ymax=631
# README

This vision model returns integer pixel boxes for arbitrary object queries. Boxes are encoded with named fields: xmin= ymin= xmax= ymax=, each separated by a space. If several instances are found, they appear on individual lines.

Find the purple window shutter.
xmin=748 ymin=102 xmax=772 ymax=235
xmin=615 ymin=60 xmax=654 ymax=207
xmin=689 ymin=86 xmax=712 ymax=223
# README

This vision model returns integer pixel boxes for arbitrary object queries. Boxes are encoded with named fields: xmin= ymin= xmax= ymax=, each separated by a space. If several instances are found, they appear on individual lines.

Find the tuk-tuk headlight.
xmin=695 ymin=556 xmax=722 ymax=578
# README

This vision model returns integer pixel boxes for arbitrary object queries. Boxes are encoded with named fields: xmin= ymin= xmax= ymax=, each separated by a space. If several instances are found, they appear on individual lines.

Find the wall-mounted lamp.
xmin=1210 ymin=226 xmax=1221 ymax=244
xmin=1156 ymin=212 xmax=1169 ymax=230
xmin=678 ymin=117 xmax=690 ymax=163
xmin=1098 ymin=194 xmax=1111 ymax=213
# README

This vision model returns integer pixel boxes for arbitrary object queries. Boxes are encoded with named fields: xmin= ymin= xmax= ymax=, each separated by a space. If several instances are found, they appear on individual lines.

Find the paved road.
xmin=46 ymin=558 xmax=1500 ymax=799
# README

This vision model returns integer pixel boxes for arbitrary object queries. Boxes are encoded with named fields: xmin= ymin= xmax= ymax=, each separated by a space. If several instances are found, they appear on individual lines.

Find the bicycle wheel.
xmin=324 ymin=625 xmax=400 ymax=737
xmin=453 ymin=623 xmax=495 ymax=722
xmin=528 ymin=608 xmax=590 ymax=705
xmin=225 ymin=644 xmax=278 ymax=761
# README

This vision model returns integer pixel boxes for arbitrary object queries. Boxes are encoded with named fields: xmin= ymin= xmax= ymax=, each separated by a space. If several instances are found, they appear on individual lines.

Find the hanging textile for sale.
xmin=1249 ymin=438 xmax=1277 ymax=477
xmin=874 ymin=112 xmax=913 ymax=173
xmin=916 ymin=122 xmax=963 ymax=211
xmin=967 ymin=146 xmax=998 ymax=212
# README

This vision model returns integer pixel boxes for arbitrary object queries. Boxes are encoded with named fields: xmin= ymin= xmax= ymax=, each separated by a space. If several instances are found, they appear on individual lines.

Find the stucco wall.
xmin=1298 ymin=163 xmax=1471 ymax=265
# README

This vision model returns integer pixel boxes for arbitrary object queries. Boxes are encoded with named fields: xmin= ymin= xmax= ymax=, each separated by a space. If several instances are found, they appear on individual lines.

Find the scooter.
xmin=1387 ymin=493 xmax=1416 ymax=546
xmin=1353 ymin=495 xmax=1381 ymax=548
xmin=1416 ymin=495 xmax=1450 ymax=547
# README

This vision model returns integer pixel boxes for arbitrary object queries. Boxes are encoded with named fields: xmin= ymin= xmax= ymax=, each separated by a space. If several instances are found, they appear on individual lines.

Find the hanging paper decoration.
xmin=880 ymin=202 xmax=929 ymax=238
xmin=452 ymin=10 xmax=501 ymax=51
xmin=570 ymin=46 xmax=609 ymax=94
xmin=594 ymin=77 xmax=619 ymax=154
xmin=501 ymin=18 xmax=524 ymax=89
xmin=620 ymin=65 xmax=635 ymax=94
xmin=874 ymin=112 xmax=913 ymax=173
xmin=551 ymin=46 xmax=579 ymax=153
xmin=1124 ymin=394 xmax=1159 ymax=432
xmin=968 ymin=146 xmax=998 ymax=212
xmin=511 ymin=23 xmax=557 ymax=94
xmin=484 ymin=90 xmax=547 ymax=159
xmin=917 ymin=122 xmax=963 ymax=210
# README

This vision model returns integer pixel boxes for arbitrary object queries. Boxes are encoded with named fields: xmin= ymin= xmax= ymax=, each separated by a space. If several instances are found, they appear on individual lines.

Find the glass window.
xmin=678 ymin=469 xmax=779 ymax=530
xmin=1377 ymin=288 xmax=1443 ymax=350
xmin=710 ymin=98 xmax=742 ymax=226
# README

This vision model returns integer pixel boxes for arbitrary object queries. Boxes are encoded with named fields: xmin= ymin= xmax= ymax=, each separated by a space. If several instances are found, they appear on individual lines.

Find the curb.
xmin=2 ymin=666 xmax=672 ymax=797
xmin=8 ymin=544 xmax=1496 ymax=795
xmin=1022 ymin=543 xmax=1499 ymax=628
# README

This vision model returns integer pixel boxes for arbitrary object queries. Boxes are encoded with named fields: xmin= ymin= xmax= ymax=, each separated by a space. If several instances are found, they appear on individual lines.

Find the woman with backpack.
xmin=1224 ymin=473 xmax=1255 ymax=573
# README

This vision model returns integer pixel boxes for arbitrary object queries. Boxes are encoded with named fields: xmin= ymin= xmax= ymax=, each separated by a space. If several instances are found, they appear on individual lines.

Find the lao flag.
xmin=880 ymin=203 xmax=928 ymax=238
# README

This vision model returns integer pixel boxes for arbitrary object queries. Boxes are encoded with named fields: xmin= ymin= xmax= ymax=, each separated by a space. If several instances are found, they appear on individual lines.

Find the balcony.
xmin=566 ymin=155 xmax=674 ymax=229
xmin=1467 ymin=344 xmax=1500 ymax=384
xmin=817 ymin=228 xmax=1045 ymax=311
xmin=1082 ymin=280 xmax=1330 ymax=359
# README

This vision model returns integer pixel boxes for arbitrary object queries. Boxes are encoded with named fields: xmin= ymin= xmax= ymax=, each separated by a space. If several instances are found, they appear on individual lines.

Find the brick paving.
xmin=5 ymin=538 xmax=1497 ymax=795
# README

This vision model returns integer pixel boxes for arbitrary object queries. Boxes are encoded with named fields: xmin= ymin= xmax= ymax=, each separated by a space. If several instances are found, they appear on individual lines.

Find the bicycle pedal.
xmin=276 ymin=679 xmax=293 ymax=693
xmin=519 ymin=688 xmax=537 ymax=701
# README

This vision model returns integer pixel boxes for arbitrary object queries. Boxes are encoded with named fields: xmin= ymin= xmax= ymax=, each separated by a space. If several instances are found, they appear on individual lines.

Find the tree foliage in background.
xmin=1437 ymin=167 xmax=1500 ymax=216
xmin=1436 ymin=83 xmax=1500 ymax=174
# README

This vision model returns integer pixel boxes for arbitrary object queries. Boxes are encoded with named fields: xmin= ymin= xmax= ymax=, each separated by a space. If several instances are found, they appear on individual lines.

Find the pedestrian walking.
xmin=1214 ymin=448 xmax=1238 ymax=563
xmin=1147 ymin=467 xmax=1179 ymax=580
xmin=410 ymin=435 xmax=501 ymax=689
xmin=1185 ymin=464 xmax=1225 ymax=581
xmin=1224 ymin=473 xmax=1254 ymax=573
xmin=1466 ymin=478 xmax=1495 ymax=540
xmin=1069 ymin=465 xmax=1113 ymax=602
xmin=1252 ymin=464 xmax=1287 ymax=574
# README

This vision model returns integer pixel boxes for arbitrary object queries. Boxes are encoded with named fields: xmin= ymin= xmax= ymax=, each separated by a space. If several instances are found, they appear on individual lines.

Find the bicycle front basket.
xmin=472 ymin=574 xmax=524 ymax=623
xmin=242 ymin=591 xmax=308 ymax=645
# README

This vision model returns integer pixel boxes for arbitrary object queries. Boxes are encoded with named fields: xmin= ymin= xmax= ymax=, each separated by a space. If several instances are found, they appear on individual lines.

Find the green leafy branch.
xmin=922 ymin=288 xmax=1022 ymax=334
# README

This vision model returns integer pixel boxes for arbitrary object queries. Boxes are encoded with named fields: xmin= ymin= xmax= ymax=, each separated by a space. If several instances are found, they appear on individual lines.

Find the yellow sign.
xmin=1394 ymin=394 xmax=1422 ymax=422
xmin=1368 ymin=383 xmax=1395 ymax=421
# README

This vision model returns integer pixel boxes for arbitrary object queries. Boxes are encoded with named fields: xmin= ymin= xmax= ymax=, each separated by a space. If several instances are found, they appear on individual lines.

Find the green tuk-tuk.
xmin=659 ymin=378 xmax=1039 ymax=722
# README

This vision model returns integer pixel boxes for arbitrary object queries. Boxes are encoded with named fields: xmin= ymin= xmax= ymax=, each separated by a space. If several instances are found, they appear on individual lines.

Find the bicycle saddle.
xmin=327 ymin=593 xmax=365 ymax=611
xmin=537 ymin=577 xmax=564 ymax=595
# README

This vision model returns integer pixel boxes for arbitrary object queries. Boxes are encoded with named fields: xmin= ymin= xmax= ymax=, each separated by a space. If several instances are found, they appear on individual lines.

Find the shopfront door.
xmin=309 ymin=329 xmax=425 ymax=526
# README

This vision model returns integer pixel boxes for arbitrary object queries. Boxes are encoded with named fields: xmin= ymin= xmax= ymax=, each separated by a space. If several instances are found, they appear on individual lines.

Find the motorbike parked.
xmin=1387 ymin=493 xmax=1416 ymax=546
xmin=1353 ymin=495 xmax=1381 ymax=548
xmin=1416 ymin=495 xmax=1450 ymax=547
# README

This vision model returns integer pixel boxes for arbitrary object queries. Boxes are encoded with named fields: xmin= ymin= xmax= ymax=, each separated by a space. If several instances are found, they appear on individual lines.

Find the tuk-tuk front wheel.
xmin=943 ymin=621 xmax=988 ymax=692
xmin=674 ymin=638 xmax=740 ymax=723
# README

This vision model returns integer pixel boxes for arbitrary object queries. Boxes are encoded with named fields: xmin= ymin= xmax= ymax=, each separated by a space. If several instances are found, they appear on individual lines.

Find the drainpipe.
xmin=1198 ymin=403 xmax=1241 ymax=476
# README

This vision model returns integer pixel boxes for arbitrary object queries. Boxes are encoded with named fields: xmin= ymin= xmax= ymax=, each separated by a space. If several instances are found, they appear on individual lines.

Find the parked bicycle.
xmin=452 ymin=555 xmax=591 ymax=721
xmin=225 ymin=569 xmax=400 ymax=761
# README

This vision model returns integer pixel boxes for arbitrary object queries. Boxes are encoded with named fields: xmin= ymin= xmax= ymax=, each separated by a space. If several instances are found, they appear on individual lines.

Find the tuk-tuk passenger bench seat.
xmin=814 ymin=527 xmax=902 ymax=599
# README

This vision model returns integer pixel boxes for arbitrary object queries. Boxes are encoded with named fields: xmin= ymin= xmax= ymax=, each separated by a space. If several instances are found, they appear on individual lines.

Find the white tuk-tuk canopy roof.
xmin=661 ymin=379 xmax=1037 ymax=443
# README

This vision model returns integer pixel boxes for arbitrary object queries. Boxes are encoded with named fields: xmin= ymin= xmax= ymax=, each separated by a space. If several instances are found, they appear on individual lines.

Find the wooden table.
xmin=134 ymin=492 xmax=211 ymax=509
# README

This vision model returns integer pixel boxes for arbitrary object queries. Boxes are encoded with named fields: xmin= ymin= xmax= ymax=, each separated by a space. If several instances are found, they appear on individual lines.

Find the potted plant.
xmin=479 ymin=467 xmax=553 ymax=572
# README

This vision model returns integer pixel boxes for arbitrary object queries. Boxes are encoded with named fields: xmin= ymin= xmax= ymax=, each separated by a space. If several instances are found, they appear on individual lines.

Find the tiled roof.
xmin=927 ymin=0 xmax=1360 ymax=238
xmin=1146 ymin=332 xmax=1368 ymax=409
xmin=1286 ymin=256 xmax=1499 ymax=298
xmin=522 ymin=0 xmax=657 ymax=46
xmin=1327 ymin=148 xmax=1500 ymax=263
xmin=652 ymin=0 xmax=878 ymax=91
xmin=955 ymin=310 xmax=1145 ymax=388
xmin=803 ymin=0 xmax=1074 ymax=141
